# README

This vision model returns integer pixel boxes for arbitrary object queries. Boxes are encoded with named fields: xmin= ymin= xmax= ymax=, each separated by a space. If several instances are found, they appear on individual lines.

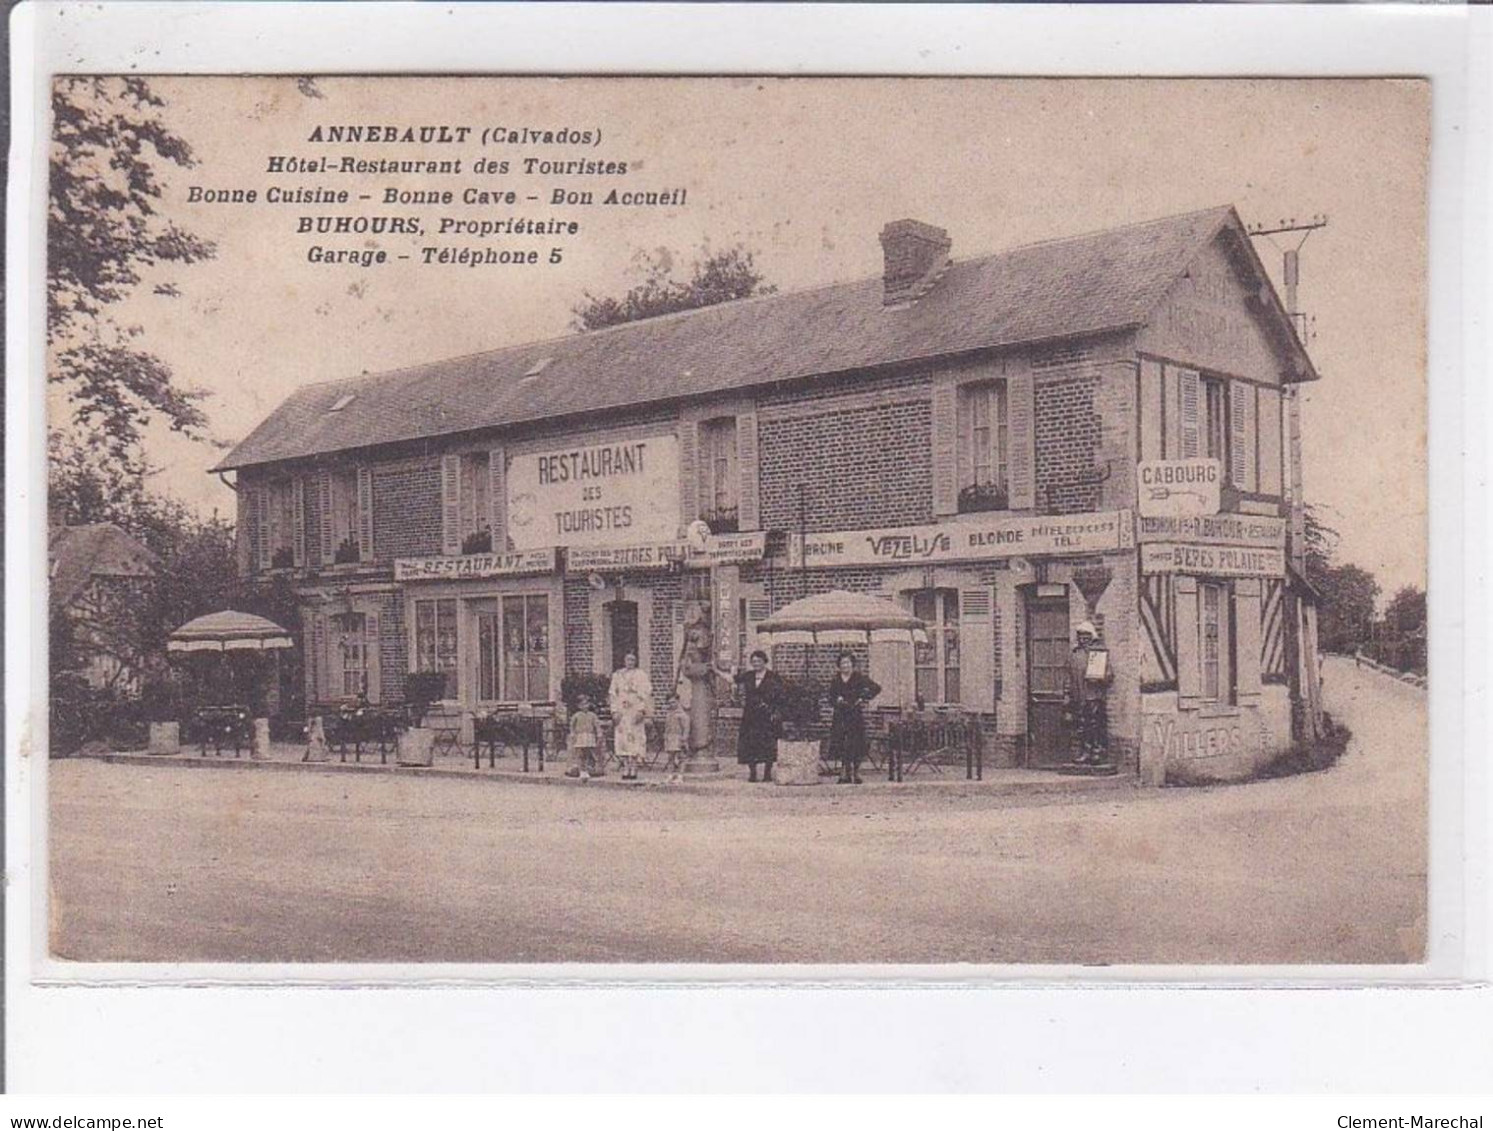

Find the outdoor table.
xmin=321 ymin=702 xmax=403 ymax=764
xmin=887 ymin=712 xmax=983 ymax=782
xmin=474 ymin=712 xmax=548 ymax=772
xmin=194 ymin=705 xmax=251 ymax=758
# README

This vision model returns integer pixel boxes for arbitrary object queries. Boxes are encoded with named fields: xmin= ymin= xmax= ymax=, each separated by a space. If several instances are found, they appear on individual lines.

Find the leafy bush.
xmin=461 ymin=529 xmax=493 ymax=554
xmin=404 ymin=671 xmax=450 ymax=718
xmin=772 ymin=677 xmax=824 ymax=739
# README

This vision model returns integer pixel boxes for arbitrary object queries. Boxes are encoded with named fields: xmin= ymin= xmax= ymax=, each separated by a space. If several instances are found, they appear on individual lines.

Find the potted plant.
xmin=702 ymin=507 xmax=739 ymax=535
xmin=396 ymin=670 xmax=449 ymax=766
xmin=271 ymin=545 xmax=295 ymax=569
xmin=772 ymin=676 xmax=825 ymax=786
xmin=958 ymin=481 xmax=1009 ymax=514
xmin=461 ymin=528 xmax=493 ymax=554
xmin=333 ymin=537 xmax=360 ymax=565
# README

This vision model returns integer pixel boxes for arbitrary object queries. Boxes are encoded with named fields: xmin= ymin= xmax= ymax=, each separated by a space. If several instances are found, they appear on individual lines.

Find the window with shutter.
xmin=254 ymin=487 xmax=271 ymax=572
xmin=677 ymin=418 xmax=700 ymax=524
xmin=958 ymin=383 xmax=1009 ymax=513
xmin=930 ymin=378 xmax=959 ymax=516
xmin=488 ymin=447 xmax=507 ymax=550
xmin=1229 ymin=380 xmax=1251 ymax=488
xmin=356 ymin=467 xmax=374 ymax=561
xmin=1202 ymin=376 xmax=1227 ymax=464
xmin=440 ymin=453 xmax=462 ymax=555
xmin=318 ymin=472 xmax=334 ymax=562
xmin=291 ymin=478 xmax=306 ymax=567
xmin=1007 ymin=368 xmax=1036 ymax=509
xmin=1178 ymin=368 xmax=1202 ymax=459
xmin=699 ymin=417 xmax=739 ymax=530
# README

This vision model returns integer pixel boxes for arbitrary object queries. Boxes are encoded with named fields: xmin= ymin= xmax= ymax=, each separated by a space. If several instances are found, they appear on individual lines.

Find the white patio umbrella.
xmin=167 ymin=610 xmax=295 ymax=653
xmin=753 ymin=590 xmax=929 ymax=647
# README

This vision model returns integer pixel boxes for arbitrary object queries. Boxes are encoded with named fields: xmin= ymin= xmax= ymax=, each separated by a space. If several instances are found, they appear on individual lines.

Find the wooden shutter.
xmin=488 ymin=447 xmax=507 ymax=551
xmin=737 ymin=410 xmax=760 ymax=530
xmin=318 ymin=472 xmax=334 ymax=562
xmin=1230 ymin=380 xmax=1251 ymax=489
xmin=931 ymin=375 xmax=959 ymax=516
xmin=311 ymin=612 xmax=330 ymax=703
xmin=954 ymin=385 xmax=974 ymax=497
xmin=440 ymin=454 xmax=462 ymax=555
xmin=1233 ymin=579 xmax=1262 ymax=703
xmin=1178 ymin=368 xmax=1201 ymax=459
xmin=1257 ymin=387 xmax=1283 ymax=497
xmin=959 ymin=585 xmax=996 ymax=713
xmin=1162 ymin=364 xmax=1182 ymax=459
xmin=291 ymin=477 xmax=306 ymax=567
xmin=677 ymin=417 xmax=699 ymax=525
xmin=1287 ymin=389 xmax=1305 ymax=571
xmin=1175 ymin=576 xmax=1201 ymax=705
xmin=356 ymin=467 xmax=374 ymax=562
xmin=1140 ymin=359 xmax=1164 ymax=461
xmin=236 ymin=488 xmax=254 ymax=576
xmin=1007 ymin=368 xmax=1036 ymax=510
xmin=254 ymin=487 xmax=271 ymax=572
xmin=364 ymin=610 xmax=382 ymax=704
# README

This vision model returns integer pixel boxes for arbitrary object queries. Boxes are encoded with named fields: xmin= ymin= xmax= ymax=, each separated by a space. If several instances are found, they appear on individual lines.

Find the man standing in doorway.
xmin=1068 ymin=620 xmax=1112 ymax=767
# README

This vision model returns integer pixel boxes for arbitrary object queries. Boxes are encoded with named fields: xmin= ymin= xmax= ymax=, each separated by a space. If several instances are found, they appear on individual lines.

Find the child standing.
xmin=564 ymin=694 xmax=601 ymax=780
xmin=662 ymin=694 xmax=691 ymax=781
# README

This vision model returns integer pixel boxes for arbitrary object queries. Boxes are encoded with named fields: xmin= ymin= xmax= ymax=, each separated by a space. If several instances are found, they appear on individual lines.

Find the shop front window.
xmin=912 ymin=589 xmax=961 ymax=705
xmin=333 ymin=612 xmax=368 ymax=697
xmin=414 ymin=597 xmax=458 ymax=698
xmin=478 ymin=594 xmax=550 ymax=703
xmin=1199 ymin=580 xmax=1233 ymax=704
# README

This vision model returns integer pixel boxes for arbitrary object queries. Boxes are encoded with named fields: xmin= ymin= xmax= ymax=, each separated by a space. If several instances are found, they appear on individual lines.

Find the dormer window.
xmin=329 ymin=393 xmax=356 ymax=413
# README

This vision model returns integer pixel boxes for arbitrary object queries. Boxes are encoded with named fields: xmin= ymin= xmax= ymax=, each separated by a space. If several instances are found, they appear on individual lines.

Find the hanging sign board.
xmin=1136 ymin=513 xmax=1286 ymax=547
xmin=1140 ymin=542 xmax=1286 ymax=578
xmin=1138 ymin=459 xmax=1221 ymax=517
xmin=506 ymin=435 xmax=680 ymax=550
xmin=563 ymin=531 xmax=767 ymax=574
xmin=394 ymin=547 xmax=557 ymax=581
xmin=790 ymin=511 xmax=1130 ymax=569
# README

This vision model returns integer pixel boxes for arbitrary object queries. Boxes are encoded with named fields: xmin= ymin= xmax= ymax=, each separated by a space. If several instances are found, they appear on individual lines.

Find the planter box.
xmin=251 ymin=718 xmax=271 ymax=760
xmin=147 ymin=722 xmax=180 ymax=755
xmin=774 ymin=739 xmax=821 ymax=786
xmin=397 ymin=727 xmax=435 ymax=767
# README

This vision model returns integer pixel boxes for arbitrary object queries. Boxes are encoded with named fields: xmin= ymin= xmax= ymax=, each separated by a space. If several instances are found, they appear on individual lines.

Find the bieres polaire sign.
xmin=790 ymin=511 xmax=1132 ymax=568
xmin=1140 ymin=542 xmax=1286 ymax=578
xmin=506 ymin=436 xmax=680 ymax=550
xmin=1138 ymin=459 xmax=1221 ymax=517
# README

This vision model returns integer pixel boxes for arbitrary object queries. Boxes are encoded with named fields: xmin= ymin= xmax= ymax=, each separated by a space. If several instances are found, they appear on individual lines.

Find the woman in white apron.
xmin=608 ymin=652 xmax=653 ymax=781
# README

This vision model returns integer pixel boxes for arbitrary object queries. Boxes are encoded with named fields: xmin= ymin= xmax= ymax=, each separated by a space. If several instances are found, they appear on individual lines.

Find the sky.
xmin=60 ymin=76 xmax=1429 ymax=597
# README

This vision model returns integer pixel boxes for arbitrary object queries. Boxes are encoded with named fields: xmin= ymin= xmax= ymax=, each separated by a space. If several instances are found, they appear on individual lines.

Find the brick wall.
xmin=759 ymin=378 xmax=933 ymax=534
xmin=372 ymin=461 xmax=442 ymax=562
xmin=1035 ymin=374 xmax=1104 ymax=515
xmin=377 ymin=592 xmax=407 ymax=704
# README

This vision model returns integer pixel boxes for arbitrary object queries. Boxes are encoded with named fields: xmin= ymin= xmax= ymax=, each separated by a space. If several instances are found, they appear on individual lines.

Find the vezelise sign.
xmin=394 ymin=547 xmax=558 ymax=581
xmin=789 ymin=511 xmax=1132 ymax=569
xmin=1136 ymin=513 xmax=1287 ymax=547
xmin=566 ymin=531 xmax=767 ymax=574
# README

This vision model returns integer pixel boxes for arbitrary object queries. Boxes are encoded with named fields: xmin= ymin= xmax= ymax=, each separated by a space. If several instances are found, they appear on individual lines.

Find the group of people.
xmin=563 ymin=648 xmax=884 ymax=785
xmin=563 ymin=619 xmax=1111 ymax=781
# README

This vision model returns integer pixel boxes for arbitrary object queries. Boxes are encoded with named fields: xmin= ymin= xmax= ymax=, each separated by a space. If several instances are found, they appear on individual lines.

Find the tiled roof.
xmin=217 ymin=204 xmax=1294 ymax=472
xmin=49 ymin=523 xmax=160 ymax=609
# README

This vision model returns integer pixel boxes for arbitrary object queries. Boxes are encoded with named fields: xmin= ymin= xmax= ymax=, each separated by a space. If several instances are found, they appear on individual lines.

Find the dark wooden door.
xmin=1026 ymin=596 xmax=1072 ymax=768
xmin=608 ymin=600 xmax=640 ymax=670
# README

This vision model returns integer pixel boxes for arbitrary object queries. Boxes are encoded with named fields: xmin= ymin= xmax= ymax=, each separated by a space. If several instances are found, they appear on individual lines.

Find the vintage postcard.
xmin=42 ymin=75 xmax=1430 ymax=967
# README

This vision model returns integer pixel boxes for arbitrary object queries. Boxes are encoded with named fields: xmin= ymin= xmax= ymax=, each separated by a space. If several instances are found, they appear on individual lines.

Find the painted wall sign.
xmin=507 ymin=435 xmax=680 ymax=550
xmin=1138 ymin=458 xmax=1221 ymax=517
xmin=789 ymin=510 xmax=1131 ymax=569
xmin=1140 ymin=542 xmax=1286 ymax=578
xmin=564 ymin=531 xmax=766 ymax=574
xmin=394 ymin=547 xmax=557 ymax=581
xmin=1137 ymin=514 xmax=1287 ymax=547
xmin=1145 ymin=713 xmax=1264 ymax=765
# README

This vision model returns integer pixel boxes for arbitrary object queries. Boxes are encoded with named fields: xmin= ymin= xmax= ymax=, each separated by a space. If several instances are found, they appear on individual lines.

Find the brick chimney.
xmin=879 ymin=219 xmax=952 ymax=307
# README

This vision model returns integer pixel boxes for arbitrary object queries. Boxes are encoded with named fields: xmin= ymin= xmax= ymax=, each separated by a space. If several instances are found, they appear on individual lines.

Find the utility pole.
xmin=1246 ymin=214 xmax=1328 ymax=334
xmin=1246 ymin=212 xmax=1328 ymax=743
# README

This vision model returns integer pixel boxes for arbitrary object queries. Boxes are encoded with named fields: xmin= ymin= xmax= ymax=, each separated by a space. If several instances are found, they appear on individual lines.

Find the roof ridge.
xmin=289 ymin=204 xmax=1236 ymax=397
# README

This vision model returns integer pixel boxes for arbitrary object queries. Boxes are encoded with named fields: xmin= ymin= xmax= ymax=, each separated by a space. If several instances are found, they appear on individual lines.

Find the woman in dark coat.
xmin=734 ymin=649 xmax=786 ymax=783
xmin=825 ymin=652 xmax=882 ymax=784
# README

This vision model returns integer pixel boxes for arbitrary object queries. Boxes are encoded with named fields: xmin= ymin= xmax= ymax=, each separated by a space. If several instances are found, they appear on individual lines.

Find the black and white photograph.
xmin=40 ymin=74 xmax=1432 ymax=967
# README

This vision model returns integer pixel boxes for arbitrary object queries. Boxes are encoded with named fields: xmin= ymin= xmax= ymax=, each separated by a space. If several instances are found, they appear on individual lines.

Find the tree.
xmin=1315 ymin=563 xmax=1380 ymax=655
xmin=48 ymin=77 xmax=217 ymax=515
xmin=571 ymin=244 xmax=776 ymax=331
xmin=1382 ymin=585 xmax=1426 ymax=636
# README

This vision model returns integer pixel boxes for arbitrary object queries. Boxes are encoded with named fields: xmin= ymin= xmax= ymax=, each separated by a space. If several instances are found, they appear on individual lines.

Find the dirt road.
xmin=48 ymin=657 xmax=1426 ymax=964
